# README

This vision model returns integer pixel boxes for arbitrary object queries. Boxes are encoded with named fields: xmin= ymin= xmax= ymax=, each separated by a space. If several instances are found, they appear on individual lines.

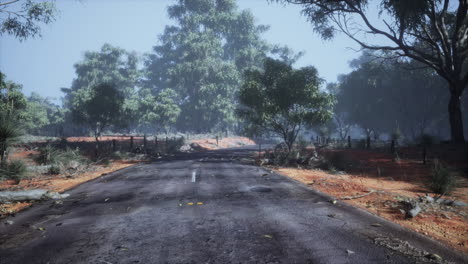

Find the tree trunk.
xmin=448 ymin=89 xmax=465 ymax=143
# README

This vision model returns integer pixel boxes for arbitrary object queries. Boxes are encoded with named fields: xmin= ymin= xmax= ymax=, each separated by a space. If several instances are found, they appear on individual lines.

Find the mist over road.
xmin=1 ymin=148 xmax=466 ymax=264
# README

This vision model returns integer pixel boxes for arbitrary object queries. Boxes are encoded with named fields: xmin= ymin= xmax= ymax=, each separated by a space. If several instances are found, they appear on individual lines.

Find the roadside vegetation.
xmin=1 ymin=0 xmax=467 ymax=254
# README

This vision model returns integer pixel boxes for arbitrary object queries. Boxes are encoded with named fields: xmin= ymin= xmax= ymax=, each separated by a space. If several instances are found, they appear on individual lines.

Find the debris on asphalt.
xmin=4 ymin=220 xmax=14 ymax=225
xmin=346 ymin=249 xmax=355 ymax=255
xmin=0 ymin=190 xmax=69 ymax=203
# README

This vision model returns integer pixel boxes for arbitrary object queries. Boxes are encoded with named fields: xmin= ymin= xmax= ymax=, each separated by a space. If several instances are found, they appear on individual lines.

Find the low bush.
xmin=36 ymin=145 xmax=89 ymax=170
xmin=48 ymin=164 xmax=61 ymax=175
xmin=430 ymin=159 xmax=455 ymax=194
xmin=0 ymin=160 xmax=28 ymax=183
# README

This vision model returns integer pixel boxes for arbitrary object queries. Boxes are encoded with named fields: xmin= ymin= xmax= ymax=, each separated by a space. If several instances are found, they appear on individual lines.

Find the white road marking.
xmin=192 ymin=170 xmax=197 ymax=182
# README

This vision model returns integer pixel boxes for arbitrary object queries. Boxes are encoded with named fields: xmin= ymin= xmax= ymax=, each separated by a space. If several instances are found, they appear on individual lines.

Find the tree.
xmin=0 ymin=0 xmax=56 ymax=41
xmin=335 ymin=53 xmax=449 ymax=141
xmin=278 ymin=0 xmax=468 ymax=142
xmin=0 ymin=72 xmax=27 ymax=118
xmin=63 ymin=44 xmax=140 ymax=131
xmin=144 ymin=0 xmax=270 ymax=133
xmin=138 ymin=88 xmax=181 ymax=134
xmin=70 ymin=83 xmax=125 ymax=142
xmin=237 ymin=58 xmax=334 ymax=152
xmin=22 ymin=92 xmax=64 ymax=136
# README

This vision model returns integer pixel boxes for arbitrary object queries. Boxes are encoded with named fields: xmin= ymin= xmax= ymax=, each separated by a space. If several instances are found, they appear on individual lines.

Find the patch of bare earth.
xmin=190 ymin=136 xmax=255 ymax=150
xmin=273 ymin=149 xmax=468 ymax=254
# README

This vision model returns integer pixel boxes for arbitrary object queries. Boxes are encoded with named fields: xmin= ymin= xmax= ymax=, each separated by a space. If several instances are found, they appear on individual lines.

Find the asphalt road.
xmin=0 ymin=148 xmax=467 ymax=264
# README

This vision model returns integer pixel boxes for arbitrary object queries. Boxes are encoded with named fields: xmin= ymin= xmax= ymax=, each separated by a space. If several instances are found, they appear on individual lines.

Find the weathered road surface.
xmin=1 ymin=148 xmax=467 ymax=264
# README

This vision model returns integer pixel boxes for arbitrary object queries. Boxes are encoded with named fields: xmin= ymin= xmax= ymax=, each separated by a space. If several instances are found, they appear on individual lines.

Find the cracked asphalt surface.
xmin=1 ymin=148 xmax=467 ymax=264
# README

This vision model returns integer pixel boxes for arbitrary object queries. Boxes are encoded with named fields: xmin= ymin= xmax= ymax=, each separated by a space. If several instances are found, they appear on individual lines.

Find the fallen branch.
xmin=0 ymin=190 xmax=69 ymax=203
xmin=339 ymin=190 xmax=376 ymax=200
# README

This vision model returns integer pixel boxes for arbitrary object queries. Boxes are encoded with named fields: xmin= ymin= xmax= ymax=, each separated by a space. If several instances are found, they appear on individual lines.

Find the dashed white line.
xmin=192 ymin=170 xmax=197 ymax=182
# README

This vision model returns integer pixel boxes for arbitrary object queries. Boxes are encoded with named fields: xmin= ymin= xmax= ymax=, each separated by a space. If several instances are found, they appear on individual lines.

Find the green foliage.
xmin=47 ymin=164 xmax=61 ymax=175
xmin=0 ymin=114 xmax=22 ymax=163
xmin=0 ymin=0 xmax=56 ymax=41
xmin=138 ymin=88 xmax=180 ymax=133
xmin=430 ymin=160 xmax=455 ymax=194
xmin=36 ymin=145 xmax=88 ymax=173
xmin=145 ymin=0 xmax=271 ymax=132
xmin=0 ymin=160 xmax=28 ymax=183
xmin=237 ymin=57 xmax=334 ymax=150
xmin=70 ymin=83 xmax=125 ymax=139
xmin=0 ymin=72 xmax=28 ymax=117
xmin=63 ymin=44 xmax=140 ymax=131
xmin=335 ymin=54 xmax=448 ymax=141
xmin=276 ymin=0 xmax=468 ymax=142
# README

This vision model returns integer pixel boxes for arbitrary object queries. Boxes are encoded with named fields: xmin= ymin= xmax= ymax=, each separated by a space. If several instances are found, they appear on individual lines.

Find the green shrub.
xmin=36 ymin=144 xmax=56 ymax=164
xmin=110 ymin=151 xmax=130 ymax=160
xmin=48 ymin=164 xmax=61 ymax=175
xmin=430 ymin=160 xmax=455 ymax=194
xmin=36 ymin=146 xmax=88 ymax=170
xmin=0 ymin=160 xmax=28 ymax=183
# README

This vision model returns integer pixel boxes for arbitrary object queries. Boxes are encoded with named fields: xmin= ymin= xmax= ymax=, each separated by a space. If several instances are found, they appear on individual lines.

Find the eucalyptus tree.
xmin=277 ymin=0 xmax=468 ymax=142
xmin=237 ymin=58 xmax=334 ymax=152
xmin=138 ymin=88 xmax=180 ymax=135
xmin=70 ymin=83 xmax=125 ymax=142
xmin=144 ymin=0 xmax=270 ymax=133
xmin=0 ymin=0 xmax=56 ymax=41
xmin=63 ymin=44 xmax=140 ymax=130
xmin=335 ymin=53 xmax=449 ymax=141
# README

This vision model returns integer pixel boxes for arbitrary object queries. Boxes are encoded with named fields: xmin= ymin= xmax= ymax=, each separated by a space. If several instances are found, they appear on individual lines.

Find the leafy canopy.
xmin=237 ymin=57 xmax=334 ymax=149
xmin=0 ymin=0 xmax=56 ymax=41
xmin=70 ymin=83 xmax=125 ymax=140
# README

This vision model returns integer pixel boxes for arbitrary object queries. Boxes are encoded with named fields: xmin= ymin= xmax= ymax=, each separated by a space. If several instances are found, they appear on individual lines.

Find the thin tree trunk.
xmin=448 ymin=89 xmax=465 ymax=143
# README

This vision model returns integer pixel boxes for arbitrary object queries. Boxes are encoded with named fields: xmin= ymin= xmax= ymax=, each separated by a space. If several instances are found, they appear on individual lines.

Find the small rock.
xmin=4 ymin=220 xmax=14 ymax=225
xmin=346 ymin=249 xmax=355 ymax=255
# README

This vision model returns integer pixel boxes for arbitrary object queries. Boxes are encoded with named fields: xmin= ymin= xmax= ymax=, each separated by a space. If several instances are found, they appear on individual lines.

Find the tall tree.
xmin=138 ymin=88 xmax=181 ymax=134
xmin=144 ymin=0 xmax=270 ymax=133
xmin=63 ymin=43 xmax=140 ymax=130
xmin=0 ymin=72 xmax=27 ymax=118
xmin=237 ymin=58 xmax=334 ymax=151
xmin=0 ymin=0 xmax=56 ymax=41
xmin=277 ymin=0 xmax=468 ymax=142
xmin=335 ymin=53 xmax=449 ymax=140
xmin=70 ymin=83 xmax=125 ymax=142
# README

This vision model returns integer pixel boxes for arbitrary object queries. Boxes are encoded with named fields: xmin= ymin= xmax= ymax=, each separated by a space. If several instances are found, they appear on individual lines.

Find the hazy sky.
xmin=0 ymin=0 xmax=363 ymax=102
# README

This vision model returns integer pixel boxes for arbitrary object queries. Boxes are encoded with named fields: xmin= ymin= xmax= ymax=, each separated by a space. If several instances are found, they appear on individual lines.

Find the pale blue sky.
xmin=0 ymin=0 xmax=364 ymax=102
